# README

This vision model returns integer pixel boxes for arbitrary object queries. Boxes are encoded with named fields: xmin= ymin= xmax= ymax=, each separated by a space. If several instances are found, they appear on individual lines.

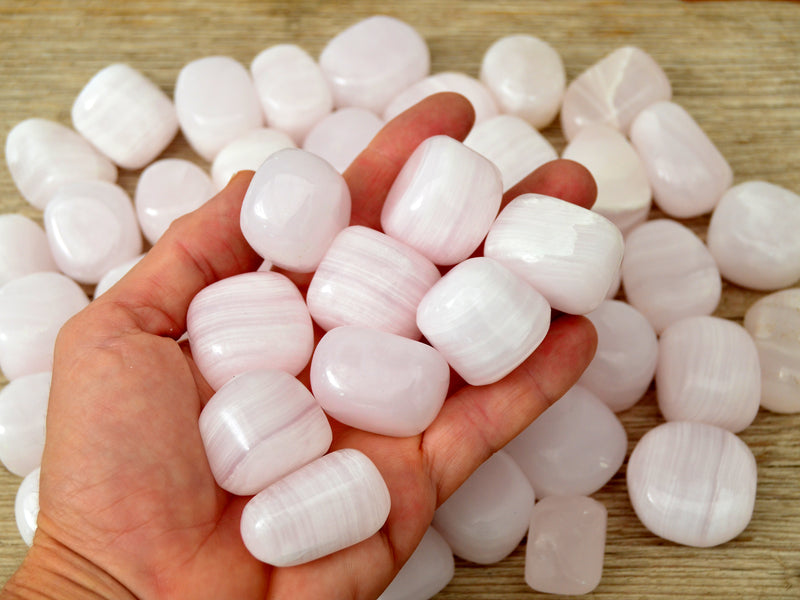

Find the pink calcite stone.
xmin=0 ymin=372 xmax=50 ymax=477
xmin=657 ymin=316 xmax=760 ymax=433
xmin=319 ymin=16 xmax=429 ymax=114
xmin=71 ymin=64 xmax=179 ymax=170
xmin=0 ymin=272 xmax=89 ymax=380
xmin=630 ymin=101 xmax=733 ymax=218
xmin=505 ymin=385 xmax=627 ymax=497
xmin=432 ymin=451 xmax=534 ymax=564
xmin=0 ymin=215 xmax=58 ymax=287
xmin=174 ymin=56 xmax=264 ymax=161
xmin=306 ymin=226 xmax=441 ymax=339
xmin=240 ymin=448 xmax=391 ymax=566
xmin=186 ymin=272 xmax=314 ymax=390
xmin=560 ymin=46 xmax=671 ymax=141
xmin=627 ymin=421 xmax=757 ymax=547
xmin=381 ymin=135 xmax=502 ymax=265
xmin=416 ymin=257 xmax=551 ymax=386
xmin=15 ymin=467 xmax=39 ymax=547
xmin=211 ymin=128 xmax=296 ymax=190
xmin=302 ymin=107 xmax=384 ymax=173
xmin=378 ymin=526 xmax=454 ymax=600
xmin=199 ymin=369 xmax=332 ymax=496
xmin=5 ymin=118 xmax=117 ymax=210
xmin=621 ymin=219 xmax=721 ymax=334
xmin=310 ymin=326 xmax=450 ymax=437
xmin=94 ymin=254 xmax=145 ymax=298
xmin=525 ymin=496 xmax=607 ymax=595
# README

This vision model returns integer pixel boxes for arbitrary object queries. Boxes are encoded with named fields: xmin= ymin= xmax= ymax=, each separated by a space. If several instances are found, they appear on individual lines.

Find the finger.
xmin=502 ymin=158 xmax=597 ymax=211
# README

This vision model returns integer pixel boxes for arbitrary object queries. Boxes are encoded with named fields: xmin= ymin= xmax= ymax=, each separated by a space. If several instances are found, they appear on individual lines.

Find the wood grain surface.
xmin=1 ymin=1 xmax=799 ymax=598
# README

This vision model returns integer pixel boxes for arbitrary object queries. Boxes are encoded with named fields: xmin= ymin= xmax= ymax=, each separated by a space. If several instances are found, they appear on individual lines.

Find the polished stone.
xmin=0 ymin=215 xmax=58 ymax=288
xmin=15 ymin=467 xmax=39 ymax=547
xmin=302 ymin=107 xmax=384 ymax=173
xmin=0 ymin=372 xmax=50 ymax=477
xmin=211 ymin=128 xmax=295 ymax=190
xmin=378 ymin=527 xmax=454 ymax=600
xmin=93 ymin=254 xmax=145 ymax=298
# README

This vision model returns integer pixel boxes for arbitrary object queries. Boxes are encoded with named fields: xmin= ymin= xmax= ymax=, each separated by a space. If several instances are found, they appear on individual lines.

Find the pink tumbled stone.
xmin=175 ymin=56 xmax=264 ymax=161
xmin=240 ymin=148 xmax=351 ymax=273
xmin=0 ymin=215 xmax=58 ymax=287
xmin=657 ymin=316 xmax=761 ymax=433
xmin=416 ymin=257 xmax=551 ymax=386
xmin=302 ymin=107 xmax=384 ymax=173
xmin=186 ymin=272 xmax=314 ymax=390
xmin=15 ymin=467 xmax=39 ymax=547
xmin=378 ymin=527 xmax=454 ymax=600
xmin=94 ymin=254 xmax=145 ymax=298
xmin=432 ymin=451 xmax=534 ymax=564
xmin=211 ymin=128 xmax=296 ymax=191
xmin=306 ymin=226 xmax=441 ymax=339
xmin=630 ymin=101 xmax=733 ymax=218
xmin=310 ymin=326 xmax=449 ymax=437
xmin=319 ymin=15 xmax=429 ymax=114
xmin=505 ymin=385 xmax=627 ymax=497
xmin=0 ymin=372 xmax=50 ymax=477
xmin=0 ymin=272 xmax=89 ymax=380
xmin=199 ymin=369 xmax=332 ymax=496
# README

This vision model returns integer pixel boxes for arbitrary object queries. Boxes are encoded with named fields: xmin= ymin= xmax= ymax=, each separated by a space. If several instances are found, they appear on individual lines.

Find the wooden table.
xmin=1 ymin=1 xmax=798 ymax=597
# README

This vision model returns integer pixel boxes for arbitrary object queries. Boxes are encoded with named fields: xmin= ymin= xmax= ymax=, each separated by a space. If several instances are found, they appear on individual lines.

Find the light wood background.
xmin=1 ymin=1 xmax=799 ymax=598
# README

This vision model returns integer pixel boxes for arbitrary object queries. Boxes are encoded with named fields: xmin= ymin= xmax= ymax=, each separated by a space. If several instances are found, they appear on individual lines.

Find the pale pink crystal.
xmin=0 ymin=372 xmax=50 ymax=477
xmin=378 ymin=527 xmax=454 ymax=600
xmin=15 ymin=467 xmax=39 ymax=547
xmin=302 ymin=107 xmax=384 ymax=173
xmin=211 ymin=128 xmax=295 ymax=190
xmin=0 ymin=215 xmax=58 ymax=287
xmin=94 ymin=254 xmax=145 ymax=298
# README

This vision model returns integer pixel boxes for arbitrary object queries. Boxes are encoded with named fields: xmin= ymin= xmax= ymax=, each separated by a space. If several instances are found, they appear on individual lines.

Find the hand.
xmin=2 ymin=93 xmax=598 ymax=600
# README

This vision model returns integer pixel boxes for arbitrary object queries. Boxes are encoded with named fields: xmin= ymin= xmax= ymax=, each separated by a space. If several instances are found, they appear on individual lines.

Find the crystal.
xmin=199 ymin=369 xmax=332 ymax=496
xmin=250 ymin=44 xmax=333 ymax=144
xmin=560 ymin=46 xmax=671 ymax=141
xmin=302 ymin=107 xmax=384 ymax=173
xmin=310 ymin=326 xmax=450 ymax=437
xmin=240 ymin=448 xmax=391 ymax=567
xmin=562 ymin=123 xmax=651 ymax=233
xmin=135 ymin=159 xmax=215 ymax=244
xmin=657 ymin=316 xmax=761 ymax=433
xmin=484 ymin=193 xmax=624 ymax=315
xmin=211 ymin=128 xmax=295 ymax=190
xmin=707 ymin=181 xmax=800 ymax=290
xmin=525 ymin=495 xmax=607 ymax=595
xmin=186 ymin=272 xmax=314 ymax=390
xmin=306 ymin=226 xmax=440 ymax=339
xmin=381 ymin=135 xmax=502 ymax=265
xmin=621 ymin=219 xmax=721 ymax=334
xmin=578 ymin=300 xmax=658 ymax=413
xmin=744 ymin=288 xmax=800 ymax=413
xmin=174 ymin=56 xmax=264 ymax=161
xmin=432 ymin=451 xmax=534 ymax=564
xmin=43 ymin=180 xmax=143 ymax=285
xmin=627 ymin=421 xmax=757 ymax=547
xmin=0 ymin=372 xmax=50 ymax=477
xmin=5 ymin=118 xmax=117 ymax=210
xmin=463 ymin=114 xmax=558 ymax=193
xmin=416 ymin=257 xmax=550 ymax=386
xmin=630 ymin=101 xmax=733 ymax=218
xmin=377 ymin=526 xmax=454 ymax=600
xmin=479 ymin=34 xmax=565 ymax=129
xmin=94 ymin=254 xmax=145 ymax=298
xmin=0 ymin=272 xmax=89 ymax=380
xmin=505 ymin=385 xmax=627 ymax=497
xmin=240 ymin=148 xmax=351 ymax=273
xmin=0 ymin=215 xmax=58 ymax=288
xmin=71 ymin=64 xmax=179 ymax=170
xmin=15 ymin=467 xmax=39 ymax=547
xmin=319 ymin=15 xmax=429 ymax=114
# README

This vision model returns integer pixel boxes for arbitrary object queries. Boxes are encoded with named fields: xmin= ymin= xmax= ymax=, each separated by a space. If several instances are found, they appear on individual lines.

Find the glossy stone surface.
xmin=240 ymin=448 xmax=391 ymax=566
xmin=94 ymin=254 xmax=145 ymax=298
xmin=0 ymin=272 xmax=89 ymax=380
xmin=484 ymin=193 xmax=624 ymax=315
xmin=560 ymin=46 xmax=671 ymax=140
xmin=0 ymin=372 xmax=50 ymax=477
xmin=44 ymin=180 xmax=143 ymax=285
xmin=71 ymin=64 xmax=179 ymax=169
xmin=630 ymin=101 xmax=733 ymax=218
xmin=578 ymin=300 xmax=658 ymax=413
xmin=707 ymin=181 xmax=800 ymax=290
xmin=306 ymin=226 xmax=441 ymax=339
xmin=627 ymin=421 xmax=757 ymax=547
xmin=310 ymin=326 xmax=449 ymax=437
xmin=5 ymin=118 xmax=117 ymax=210
xmin=175 ymin=56 xmax=264 ymax=161
xmin=0 ymin=215 xmax=58 ymax=287
xmin=251 ymin=44 xmax=333 ymax=144
xmin=199 ymin=369 xmax=332 ymax=496
xmin=621 ymin=219 xmax=721 ymax=334
xmin=744 ymin=288 xmax=800 ymax=413
xmin=240 ymin=148 xmax=350 ymax=272
xmin=186 ymin=272 xmax=314 ymax=390
xmin=658 ymin=316 xmax=761 ymax=433
xmin=302 ymin=107 xmax=384 ymax=173
xmin=377 ymin=527 xmax=454 ymax=600
xmin=464 ymin=114 xmax=558 ymax=192
xmin=15 ymin=467 xmax=39 ymax=547
xmin=505 ymin=385 xmax=627 ymax=497
xmin=525 ymin=495 xmax=607 ymax=595
xmin=211 ymin=128 xmax=295 ymax=190
xmin=479 ymin=34 xmax=565 ymax=129
xmin=432 ymin=451 xmax=534 ymax=564
xmin=319 ymin=15 xmax=429 ymax=114
xmin=381 ymin=135 xmax=502 ymax=265
xmin=417 ymin=257 xmax=550 ymax=386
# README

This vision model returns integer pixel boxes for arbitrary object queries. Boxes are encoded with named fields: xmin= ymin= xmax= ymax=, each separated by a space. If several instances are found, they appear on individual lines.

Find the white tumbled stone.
xmin=302 ymin=107 xmax=384 ymax=173
xmin=378 ymin=527 xmax=454 ymax=600
xmin=0 ymin=372 xmax=50 ymax=477
xmin=211 ymin=128 xmax=296 ymax=190
xmin=15 ymin=467 xmax=40 ymax=547
xmin=94 ymin=254 xmax=145 ymax=298
xmin=0 ymin=215 xmax=58 ymax=288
